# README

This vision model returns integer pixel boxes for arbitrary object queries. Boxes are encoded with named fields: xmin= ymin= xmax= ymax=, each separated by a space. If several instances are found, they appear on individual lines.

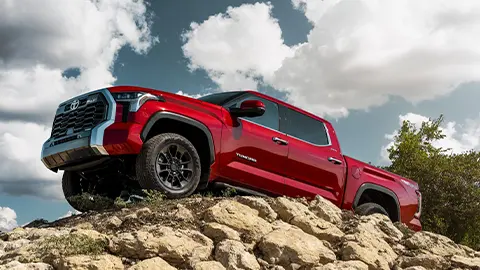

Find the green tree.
xmin=384 ymin=114 xmax=480 ymax=250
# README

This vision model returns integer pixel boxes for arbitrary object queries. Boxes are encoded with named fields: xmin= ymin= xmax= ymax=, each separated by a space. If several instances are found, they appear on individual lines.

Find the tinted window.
xmin=198 ymin=91 xmax=244 ymax=105
xmin=282 ymin=108 xmax=329 ymax=145
xmin=225 ymin=94 xmax=279 ymax=130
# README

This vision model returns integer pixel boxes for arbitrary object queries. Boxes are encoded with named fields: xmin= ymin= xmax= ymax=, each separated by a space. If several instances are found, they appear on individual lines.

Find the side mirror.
xmin=230 ymin=99 xmax=266 ymax=118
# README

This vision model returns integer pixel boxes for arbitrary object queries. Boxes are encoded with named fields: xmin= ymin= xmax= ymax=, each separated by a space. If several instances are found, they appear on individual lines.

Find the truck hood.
xmin=107 ymin=85 xmax=225 ymax=119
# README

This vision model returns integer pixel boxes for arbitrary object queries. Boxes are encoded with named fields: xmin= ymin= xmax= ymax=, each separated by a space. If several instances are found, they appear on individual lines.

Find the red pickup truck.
xmin=41 ymin=86 xmax=422 ymax=231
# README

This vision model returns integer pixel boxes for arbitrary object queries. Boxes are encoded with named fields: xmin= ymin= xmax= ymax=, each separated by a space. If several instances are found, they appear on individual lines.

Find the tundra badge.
xmin=236 ymin=153 xmax=257 ymax=163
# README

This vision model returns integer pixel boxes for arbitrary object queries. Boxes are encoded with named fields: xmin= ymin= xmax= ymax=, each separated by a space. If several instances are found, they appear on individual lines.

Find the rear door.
xmin=279 ymin=105 xmax=346 ymax=205
xmin=218 ymin=93 xmax=288 ymax=195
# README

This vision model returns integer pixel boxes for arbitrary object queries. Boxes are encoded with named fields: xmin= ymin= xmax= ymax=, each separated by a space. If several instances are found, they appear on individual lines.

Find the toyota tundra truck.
xmin=40 ymin=86 xmax=422 ymax=231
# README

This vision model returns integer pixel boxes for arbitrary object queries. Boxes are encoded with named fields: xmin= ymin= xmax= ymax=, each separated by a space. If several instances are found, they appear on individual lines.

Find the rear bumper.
xmin=406 ymin=216 xmax=422 ymax=232
xmin=41 ymin=88 xmax=143 ymax=171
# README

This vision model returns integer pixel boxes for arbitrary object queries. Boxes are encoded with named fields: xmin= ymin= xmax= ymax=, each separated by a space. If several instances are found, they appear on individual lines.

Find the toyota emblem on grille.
xmin=70 ymin=99 xmax=80 ymax=110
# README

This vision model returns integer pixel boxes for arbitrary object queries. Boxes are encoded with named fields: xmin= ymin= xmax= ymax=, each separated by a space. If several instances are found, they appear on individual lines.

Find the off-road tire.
xmin=62 ymin=171 xmax=91 ymax=212
xmin=136 ymin=133 xmax=202 ymax=199
xmin=355 ymin=202 xmax=389 ymax=218
xmin=62 ymin=171 xmax=118 ymax=212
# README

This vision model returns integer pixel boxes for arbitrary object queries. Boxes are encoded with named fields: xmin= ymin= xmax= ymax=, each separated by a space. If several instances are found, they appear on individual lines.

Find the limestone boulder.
xmin=237 ymin=196 xmax=277 ymax=222
xmin=203 ymin=200 xmax=272 ymax=242
xmin=308 ymin=195 xmax=343 ymax=225
xmin=215 ymin=240 xmax=260 ymax=270
xmin=127 ymin=257 xmax=176 ymax=270
xmin=258 ymin=225 xmax=336 ymax=267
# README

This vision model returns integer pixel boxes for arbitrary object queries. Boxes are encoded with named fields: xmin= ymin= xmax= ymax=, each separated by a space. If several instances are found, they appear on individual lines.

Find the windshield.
xmin=198 ymin=91 xmax=246 ymax=106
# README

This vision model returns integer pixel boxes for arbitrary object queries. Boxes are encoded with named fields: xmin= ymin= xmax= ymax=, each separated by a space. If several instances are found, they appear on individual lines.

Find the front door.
xmin=280 ymin=106 xmax=346 ymax=205
xmin=218 ymin=93 xmax=288 ymax=195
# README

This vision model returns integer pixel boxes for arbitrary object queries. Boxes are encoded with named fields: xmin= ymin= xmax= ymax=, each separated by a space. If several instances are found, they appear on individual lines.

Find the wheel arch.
xmin=140 ymin=111 xmax=215 ymax=165
xmin=353 ymin=183 xmax=401 ymax=222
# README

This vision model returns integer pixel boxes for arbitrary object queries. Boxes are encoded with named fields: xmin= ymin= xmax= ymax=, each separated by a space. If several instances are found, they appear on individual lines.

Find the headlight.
xmin=112 ymin=91 xmax=164 ymax=112
xmin=112 ymin=92 xmax=146 ymax=100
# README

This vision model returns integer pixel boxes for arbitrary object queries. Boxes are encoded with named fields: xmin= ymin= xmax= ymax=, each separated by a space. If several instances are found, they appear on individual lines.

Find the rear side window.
xmin=282 ymin=108 xmax=329 ymax=145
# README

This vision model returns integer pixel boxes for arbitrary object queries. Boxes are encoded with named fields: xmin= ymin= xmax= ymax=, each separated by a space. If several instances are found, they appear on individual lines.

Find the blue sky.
xmin=1 ymin=0 xmax=480 ymax=228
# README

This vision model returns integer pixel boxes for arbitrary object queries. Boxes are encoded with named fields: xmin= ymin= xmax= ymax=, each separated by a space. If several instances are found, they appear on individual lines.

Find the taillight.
xmin=415 ymin=190 xmax=422 ymax=218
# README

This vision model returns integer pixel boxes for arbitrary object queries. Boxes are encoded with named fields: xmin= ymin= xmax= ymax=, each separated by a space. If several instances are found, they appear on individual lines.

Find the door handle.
xmin=272 ymin=137 xmax=288 ymax=145
xmin=328 ymin=157 xmax=343 ymax=165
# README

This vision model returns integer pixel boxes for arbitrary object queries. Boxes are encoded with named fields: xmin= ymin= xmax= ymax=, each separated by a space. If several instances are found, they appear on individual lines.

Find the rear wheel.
xmin=62 ymin=170 xmax=122 ymax=212
xmin=355 ymin=202 xmax=389 ymax=218
xmin=136 ymin=133 xmax=202 ymax=199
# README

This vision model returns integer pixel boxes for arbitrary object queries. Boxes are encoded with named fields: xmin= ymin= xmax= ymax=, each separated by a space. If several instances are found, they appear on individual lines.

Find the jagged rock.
xmin=109 ymin=231 xmax=159 ymax=259
xmin=5 ymin=228 xmax=69 ymax=242
xmin=203 ymin=200 xmax=272 ymax=242
xmin=174 ymin=204 xmax=194 ymax=222
xmin=355 ymin=214 xmax=403 ymax=242
xmin=341 ymin=230 xmax=398 ymax=270
xmin=73 ymin=222 xmax=94 ymax=230
xmin=3 ymin=239 xmax=30 ymax=252
xmin=237 ymin=196 xmax=278 ymax=222
xmin=128 ymin=257 xmax=176 ymax=270
xmin=105 ymin=216 xmax=123 ymax=229
xmin=202 ymin=222 xmax=241 ymax=243
xmin=135 ymin=207 xmax=152 ymax=219
xmin=0 ymin=260 xmax=53 ymax=270
xmin=270 ymin=197 xmax=344 ymax=243
xmin=258 ymin=225 xmax=336 ymax=267
xmin=397 ymin=254 xmax=449 ymax=269
xmin=405 ymin=231 xmax=467 ymax=257
xmin=124 ymin=213 xmax=138 ymax=221
xmin=1 ymin=197 xmax=479 ymax=270
xmin=290 ymin=214 xmax=344 ymax=243
xmin=270 ymin=197 xmax=311 ymax=222
xmin=450 ymin=255 xmax=480 ymax=268
xmin=193 ymin=261 xmax=226 ymax=270
xmin=110 ymin=226 xmax=213 ymax=266
xmin=54 ymin=254 xmax=123 ymax=270
xmin=308 ymin=195 xmax=343 ymax=225
xmin=313 ymin=260 xmax=369 ymax=270
xmin=215 ymin=240 xmax=260 ymax=270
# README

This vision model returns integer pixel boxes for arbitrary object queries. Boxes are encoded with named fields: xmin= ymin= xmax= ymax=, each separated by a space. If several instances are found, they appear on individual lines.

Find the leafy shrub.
xmin=383 ymin=115 xmax=480 ymax=250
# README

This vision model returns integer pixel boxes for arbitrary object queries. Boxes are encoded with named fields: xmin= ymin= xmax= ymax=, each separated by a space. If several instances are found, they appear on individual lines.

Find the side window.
xmin=283 ymin=108 xmax=329 ymax=145
xmin=225 ymin=94 xmax=280 ymax=131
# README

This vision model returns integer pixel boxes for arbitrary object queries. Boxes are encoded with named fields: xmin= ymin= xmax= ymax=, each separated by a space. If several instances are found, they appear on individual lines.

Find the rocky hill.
xmin=0 ymin=195 xmax=479 ymax=270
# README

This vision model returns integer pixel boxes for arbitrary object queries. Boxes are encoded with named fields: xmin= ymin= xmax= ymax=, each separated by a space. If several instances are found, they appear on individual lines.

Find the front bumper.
xmin=41 ymin=88 xmax=116 ymax=171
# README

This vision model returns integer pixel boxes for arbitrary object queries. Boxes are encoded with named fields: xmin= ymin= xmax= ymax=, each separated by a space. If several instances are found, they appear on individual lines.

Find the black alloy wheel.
xmin=156 ymin=143 xmax=195 ymax=190
xmin=136 ymin=133 xmax=202 ymax=198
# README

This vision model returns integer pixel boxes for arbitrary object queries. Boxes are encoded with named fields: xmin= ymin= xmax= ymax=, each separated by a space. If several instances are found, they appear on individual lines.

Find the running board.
xmin=211 ymin=182 xmax=269 ymax=197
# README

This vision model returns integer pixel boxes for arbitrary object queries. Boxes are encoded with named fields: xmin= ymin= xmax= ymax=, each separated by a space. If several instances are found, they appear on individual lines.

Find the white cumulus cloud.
xmin=0 ymin=207 xmax=18 ymax=232
xmin=181 ymin=0 xmax=480 ymax=118
xmin=380 ymin=113 xmax=480 ymax=163
xmin=0 ymin=0 xmax=158 ymax=199
xmin=59 ymin=210 xmax=82 ymax=219
xmin=181 ymin=2 xmax=294 ymax=91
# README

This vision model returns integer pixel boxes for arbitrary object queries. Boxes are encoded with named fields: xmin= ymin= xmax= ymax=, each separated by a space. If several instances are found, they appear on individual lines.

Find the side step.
xmin=210 ymin=182 xmax=269 ymax=197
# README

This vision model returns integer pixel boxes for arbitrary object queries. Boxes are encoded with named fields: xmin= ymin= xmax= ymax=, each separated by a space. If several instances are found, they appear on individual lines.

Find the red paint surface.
xmin=101 ymin=85 xmax=422 ymax=231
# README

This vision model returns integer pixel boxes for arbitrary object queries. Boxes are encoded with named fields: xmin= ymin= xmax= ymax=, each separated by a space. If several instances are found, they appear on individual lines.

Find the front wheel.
xmin=62 ymin=171 xmax=120 ymax=212
xmin=136 ymin=133 xmax=202 ymax=199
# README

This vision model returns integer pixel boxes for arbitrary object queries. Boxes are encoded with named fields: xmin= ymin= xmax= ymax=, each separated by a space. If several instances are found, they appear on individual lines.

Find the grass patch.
xmin=142 ymin=189 xmax=166 ymax=205
xmin=39 ymin=234 xmax=108 ymax=257
xmin=68 ymin=193 xmax=114 ymax=212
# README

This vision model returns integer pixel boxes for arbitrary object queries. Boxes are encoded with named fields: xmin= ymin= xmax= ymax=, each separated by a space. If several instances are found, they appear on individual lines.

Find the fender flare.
xmin=140 ymin=111 xmax=215 ymax=164
xmin=353 ymin=183 xmax=401 ymax=222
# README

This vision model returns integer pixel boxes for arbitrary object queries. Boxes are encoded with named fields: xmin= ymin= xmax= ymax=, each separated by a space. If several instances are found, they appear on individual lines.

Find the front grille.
xmin=51 ymin=94 xmax=108 ymax=139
